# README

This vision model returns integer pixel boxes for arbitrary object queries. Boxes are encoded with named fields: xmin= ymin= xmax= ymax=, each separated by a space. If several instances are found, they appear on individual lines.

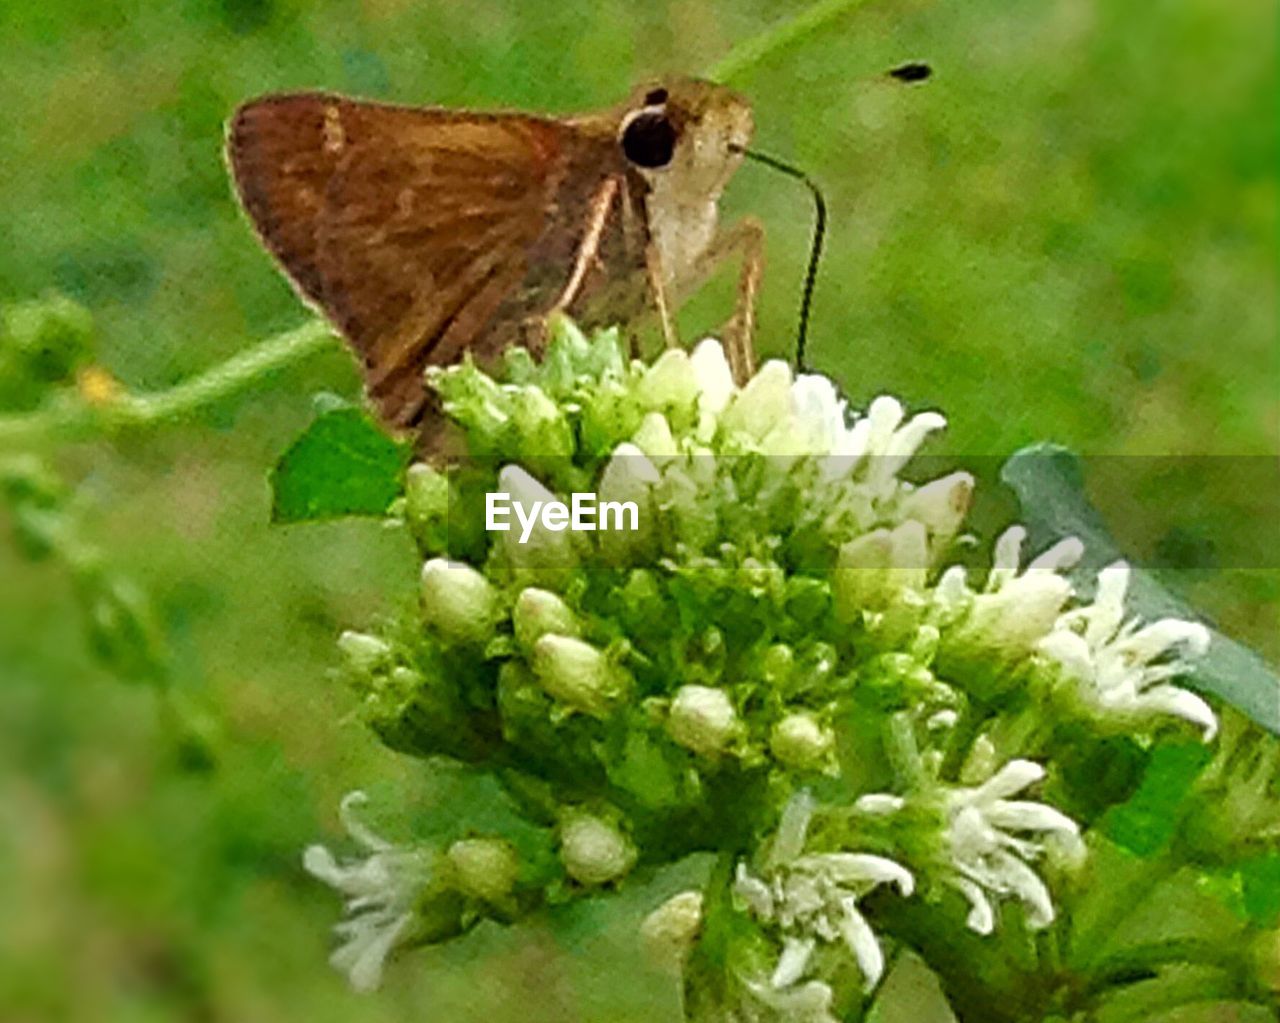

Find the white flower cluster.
xmin=736 ymin=768 xmax=1082 ymax=1006
xmin=733 ymin=792 xmax=914 ymax=1006
xmin=489 ymin=340 xmax=956 ymax=565
xmin=1039 ymin=561 xmax=1216 ymax=739
xmin=322 ymin=333 xmax=1224 ymax=1004
xmin=938 ymin=759 xmax=1083 ymax=934
xmin=302 ymin=791 xmax=433 ymax=992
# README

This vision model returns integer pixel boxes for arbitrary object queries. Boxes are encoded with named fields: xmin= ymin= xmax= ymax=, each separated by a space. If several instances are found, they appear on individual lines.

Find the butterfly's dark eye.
xmin=644 ymin=87 xmax=669 ymax=105
xmin=621 ymin=112 xmax=677 ymax=169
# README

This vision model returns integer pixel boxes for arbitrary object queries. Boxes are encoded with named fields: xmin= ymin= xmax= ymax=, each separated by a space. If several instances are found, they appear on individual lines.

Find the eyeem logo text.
xmin=486 ymin=492 xmax=639 ymax=544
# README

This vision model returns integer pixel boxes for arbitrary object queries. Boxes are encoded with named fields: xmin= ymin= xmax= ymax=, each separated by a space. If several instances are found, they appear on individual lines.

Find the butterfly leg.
xmin=644 ymin=243 xmax=680 ymax=351
xmin=544 ymin=177 xmax=622 ymax=326
xmin=679 ymin=217 xmax=765 ymax=385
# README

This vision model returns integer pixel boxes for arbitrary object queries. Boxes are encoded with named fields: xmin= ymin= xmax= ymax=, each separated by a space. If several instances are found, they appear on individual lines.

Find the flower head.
xmin=733 ymin=792 xmax=914 ymax=992
xmin=939 ymin=760 xmax=1082 ymax=934
xmin=1038 ymin=561 xmax=1216 ymax=740
xmin=302 ymin=791 xmax=435 ymax=992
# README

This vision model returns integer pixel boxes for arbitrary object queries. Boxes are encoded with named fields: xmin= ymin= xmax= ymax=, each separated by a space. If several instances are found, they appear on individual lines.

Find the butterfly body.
xmin=227 ymin=78 xmax=757 ymax=432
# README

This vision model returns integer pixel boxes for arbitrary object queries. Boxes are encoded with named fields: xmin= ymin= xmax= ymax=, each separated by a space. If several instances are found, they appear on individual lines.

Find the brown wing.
xmin=227 ymin=93 xmax=612 ymax=427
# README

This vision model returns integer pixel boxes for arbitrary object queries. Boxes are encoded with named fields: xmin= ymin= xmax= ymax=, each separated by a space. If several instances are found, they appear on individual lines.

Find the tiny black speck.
xmin=888 ymin=63 xmax=932 ymax=83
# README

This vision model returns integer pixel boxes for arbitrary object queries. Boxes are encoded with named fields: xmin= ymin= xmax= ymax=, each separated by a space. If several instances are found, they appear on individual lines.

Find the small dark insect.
xmin=888 ymin=62 xmax=933 ymax=83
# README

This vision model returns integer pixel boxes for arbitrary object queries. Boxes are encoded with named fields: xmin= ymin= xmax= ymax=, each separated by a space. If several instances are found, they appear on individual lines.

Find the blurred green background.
xmin=0 ymin=0 xmax=1275 ymax=1020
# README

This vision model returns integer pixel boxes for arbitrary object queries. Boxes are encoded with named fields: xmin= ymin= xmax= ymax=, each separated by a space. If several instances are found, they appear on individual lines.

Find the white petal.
xmin=770 ymin=791 xmax=814 ymax=867
xmin=1122 ymin=619 xmax=1211 ymax=663
xmin=884 ymin=410 xmax=947 ymax=462
xmin=900 ymin=472 xmax=974 ymax=536
xmin=991 ymin=526 xmax=1027 ymax=579
xmin=303 ymin=845 xmax=343 ymax=886
xmin=838 ymin=896 xmax=886 ymax=989
xmin=745 ymin=976 xmax=836 ymax=1020
xmin=841 ymin=416 xmax=874 ymax=462
xmin=690 ymin=338 xmax=735 ymax=414
xmin=928 ymin=709 xmax=960 ymax=730
xmin=1037 ymin=630 xmax=1094 ymax=679
xmin=607 ymin=442 xmax=662 ymax=483
xmin=992 ymin=852 xmax=1056 ymax=929
xmin=339 ymin=791 xmax=393 ymax=852
xmin=334 ymin=911 xmax=413 ymax=992
xmin=721 ymin=359 xmax=794 ymax=439
xmin=984 ymin=800 xmax=1081 ymax=841
xmin=1085 ymin=561 xmax=1131 ymax=646
xmin=800 ymin=853 xmax=914 ymax=896
xmin=771 ymin=935 xmax=815 ymax=988
xmin=632 ymin=412 xmax=678 ymax=460
xmin=949 ymin=876 xmax=996 ymax=935
xmin=948 ymin=805 xmax=1000 ymax=858
xmin=935 ymin=565 xmax=970 ymax=607
xmin=497 ymin=464 xmax=558 ymax=507
xmin=854 ymin=793 xmax=906 ymax=815
xmin=791 ymin=374 xmax=846 ymax=442
xmin=1028 ymin=536 xmax=1084 ymax=573
xmin=975 ymin=759 xmax=1045 ymax=802
xmin=732 ymin=863 xmax=775 ymax=919
xmin=1134 ymin=685 xmax=1219 ymax=741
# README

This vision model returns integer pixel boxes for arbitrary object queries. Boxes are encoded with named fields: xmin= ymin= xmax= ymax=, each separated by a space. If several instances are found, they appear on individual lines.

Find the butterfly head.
xmin=617 ymin=77 xmax=753 ymax=202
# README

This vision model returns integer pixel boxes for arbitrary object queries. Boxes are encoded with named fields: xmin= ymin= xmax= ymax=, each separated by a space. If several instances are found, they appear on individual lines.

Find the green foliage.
xmin=270 ymin=404 xmax=410 ymax=523
xmin=1099 ymin=743 xmax=1214 ymax=857
xmin=0 ymin=294 xmax=95 ymax=411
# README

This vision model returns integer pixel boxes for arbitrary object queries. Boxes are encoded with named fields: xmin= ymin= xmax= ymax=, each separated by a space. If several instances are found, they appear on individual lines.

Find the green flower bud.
xmin=421 ymin=558 xmax=499 ymax=645
xmin=532 ymin=634 xmax=630 ymax=718
xmin=632 ymin=411 xmax=679 ymax=462
xmin=597 ymin=442 xmax=659 ymax=563
xmin=770 ymin=712 xmax=835 ymax=771
xmin=496 ymin=465 xmax=578 ymax=571
xmin=635 ymin=348 xmax=698 ymax=412
xmin=427 ymin=358 xmax=512 ymax=450
xmin=0 ymin=294 xmax=94 ymax=406
xmin=559 ymin=811 xmax=636 ymax=885
xmin=403 ymin=463 xmax=452 ymax=553
xmin=667 ymin=684 xmax=738 ymax=756
xmin=508 ymin=384 xmax=574 ymax=457
xmin=337 ymin=630 xmax=393 ymax=675
xmin=761 ymin=643 xmax=795 ymax=688
xmin=639 ymin=890 xmax=704 ymax=973
xmin=833 ymin=521 xmax=928 ymax=619
xmin=513 ymin=587 xmax=580 ymax=650
xmin=941 ymin=573 xmax=1073 ymax=688
xmin=718 ymin=359 xmax=792 ymax=440
xmin=447 ymin=837 xmax=520 ymax=905
xmin=690 ymin=338 xmax=735 ymax=415
xmin=899 ymin=471 xmax=974 ymax=548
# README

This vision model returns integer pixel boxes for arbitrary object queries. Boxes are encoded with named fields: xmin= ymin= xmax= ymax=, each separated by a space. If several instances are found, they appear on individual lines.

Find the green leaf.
xmin=1001 ymin=444 xmax=1280 ymax=736
xmin=1100 ymin=742 xmax=1212 ymax=855
xmin=1241 ymin=851 xmax=1280 ymax=926
xmin=270 ymin=405 xmax=409 ymax=523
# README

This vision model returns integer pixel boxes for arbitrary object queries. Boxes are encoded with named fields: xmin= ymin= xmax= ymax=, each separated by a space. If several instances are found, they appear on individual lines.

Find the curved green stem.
xmin=0 ymin=320 xmax=337 ymax=450
xmin=707 ymin=0 xmax=876 ymax=83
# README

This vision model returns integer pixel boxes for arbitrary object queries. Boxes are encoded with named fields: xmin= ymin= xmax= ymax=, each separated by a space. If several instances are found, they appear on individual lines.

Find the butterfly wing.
xmin=227 ymin=94 xmax=612 ymax=427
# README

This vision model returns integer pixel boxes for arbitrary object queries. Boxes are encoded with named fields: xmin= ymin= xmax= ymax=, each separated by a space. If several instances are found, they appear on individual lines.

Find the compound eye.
xmin=621 ymin=111 xmax=677 ymax=169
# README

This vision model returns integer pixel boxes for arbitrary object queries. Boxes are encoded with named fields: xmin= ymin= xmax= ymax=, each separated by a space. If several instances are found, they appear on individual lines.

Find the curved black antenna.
xmin=732 ymin=63 xmax=929 ymax=371
xmin=735 ymin=147 xmax=827 ymax=373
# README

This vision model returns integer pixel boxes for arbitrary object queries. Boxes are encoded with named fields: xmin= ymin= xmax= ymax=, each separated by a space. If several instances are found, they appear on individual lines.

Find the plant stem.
xmin=0 ymin=320 xmax=337 ymax=450
xmin=707 ymin=0 xmax=875 ymax=83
